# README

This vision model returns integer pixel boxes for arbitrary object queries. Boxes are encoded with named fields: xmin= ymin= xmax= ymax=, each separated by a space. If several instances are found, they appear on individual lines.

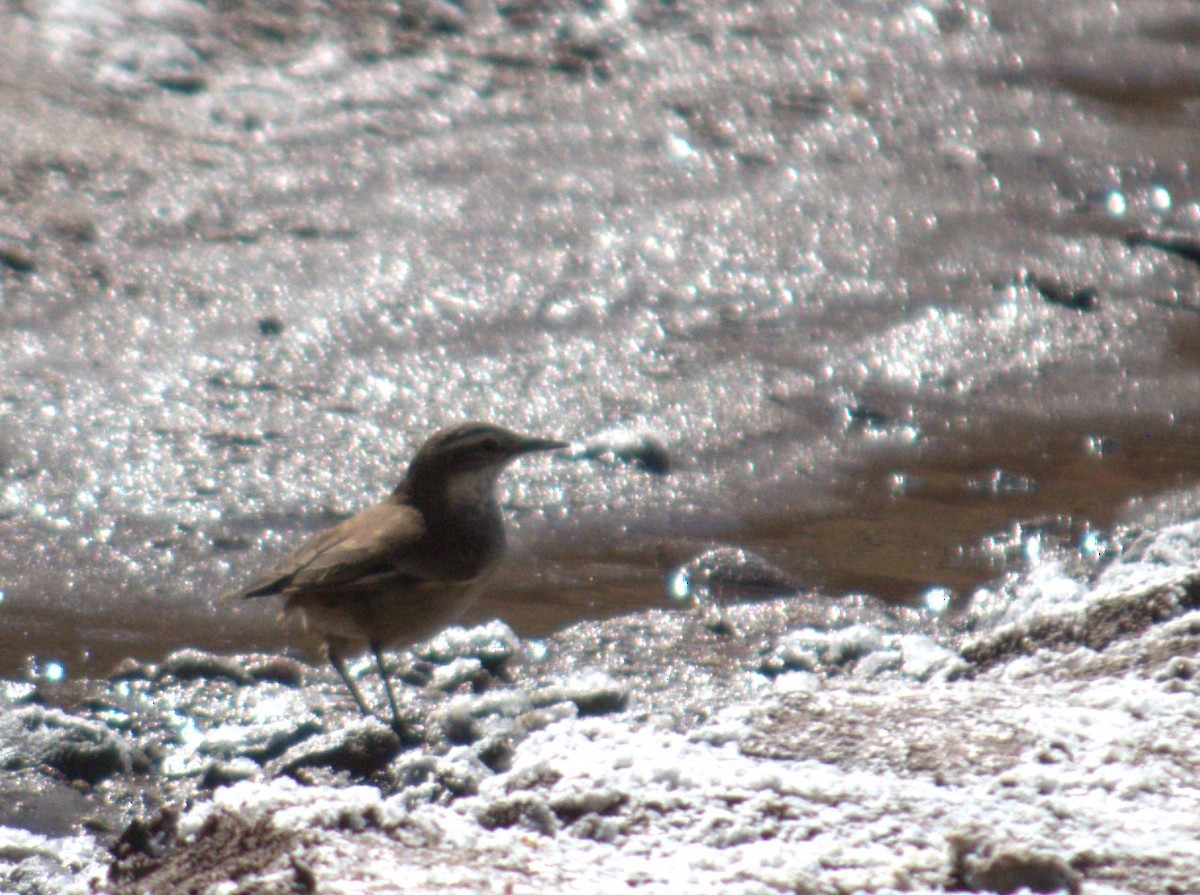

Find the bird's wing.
xmin=237 ymin=500 xmax=427 ymax=598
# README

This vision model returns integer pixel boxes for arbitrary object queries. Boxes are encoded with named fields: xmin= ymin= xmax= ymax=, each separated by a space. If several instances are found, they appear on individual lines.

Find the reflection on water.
xmin=8 ymin=412 xmax=1200 ymax=680
xmin=667 ymin=546 xmax=796 ymax=615
xmin=6 ymin=0 xmax=1200 ymax=681
xmin=461 ymin=413 xmax=1200 ymax=671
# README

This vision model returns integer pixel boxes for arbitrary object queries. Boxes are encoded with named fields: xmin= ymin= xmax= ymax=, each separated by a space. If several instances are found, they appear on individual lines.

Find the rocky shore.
xmin=3 ymin=523 xmax=1199 ymax=894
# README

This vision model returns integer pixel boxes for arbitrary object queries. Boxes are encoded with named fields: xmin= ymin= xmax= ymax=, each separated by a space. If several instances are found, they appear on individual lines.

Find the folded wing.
xmin=237 ymin=500 xmax=427 ymax=598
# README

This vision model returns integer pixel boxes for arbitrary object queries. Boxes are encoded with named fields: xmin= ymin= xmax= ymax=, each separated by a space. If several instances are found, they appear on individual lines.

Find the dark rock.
xmin=110 ymin=807 xmax=181 ymax=872
xmin=268 ymin=720 xmax=402 ymax=778
xmin=567 ymin=428 xmax=671 ymax=475
xmin=476 ymin=793 xmax=559 ymax=835
xmin=398 ymin=661 xmax=434 ymax=686
xmin=107 ymin=658 xmax=156 ymax=681
xmin=843 ymin=403 xmax=892 ymax=431
xmin=244 ymin=655 xmax=307 ymax=686
xmin=533 ymin=677 xmax=629 ymax=717
xmin=474 ymin=735 xmax=515 ymax=773
xmin=441 ymin=705 xmax=483 ymax=745
xmin=949 ymin=834 xmax=1082 ymax=895
xmin=0 ymin=243 xmax=35 ymax=273
xmin=435 ymin=755 xmax=486 ymax=797
xmin=0 ymin=707 xmax=132 ymax=785
xmin=549 ymin=786 xmax=625 ymax=824
xmin=1126 ymin=230 xmax=1200 ymax=266
xmin=1020 ymin=270 xmax=1098 ymax=312
xmin=256 ymin=315 xmax=285 ymax=337
xmin=962 ymin=578 xmax=1200 ymax=668
xmin=157 ymin=650 xmax=253 ymax=685
xmin=152 ymin=69 xmax=207 ymax=93
xmin=199 ymin=758 xmax=260 ymax=790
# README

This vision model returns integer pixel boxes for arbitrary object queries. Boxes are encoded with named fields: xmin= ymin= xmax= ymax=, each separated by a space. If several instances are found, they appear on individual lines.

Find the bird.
xmin=229 ymin=421 xmax=568 ymax=731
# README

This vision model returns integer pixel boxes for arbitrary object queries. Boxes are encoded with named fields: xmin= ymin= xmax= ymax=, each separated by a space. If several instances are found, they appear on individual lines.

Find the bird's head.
xmin=401 ymin=422 xmax=567 ymax=507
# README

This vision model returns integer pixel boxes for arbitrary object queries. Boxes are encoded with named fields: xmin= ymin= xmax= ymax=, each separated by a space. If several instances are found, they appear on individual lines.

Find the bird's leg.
xmin=326 ymin=637 xmax=375 ymax=719
xmin=372 ymin=641 xmax=407 ymax=735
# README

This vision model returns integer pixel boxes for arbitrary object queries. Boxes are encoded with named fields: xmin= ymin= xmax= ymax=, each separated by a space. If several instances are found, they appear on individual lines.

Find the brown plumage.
xmin=230 ymin=421 xmax=567 ymax=729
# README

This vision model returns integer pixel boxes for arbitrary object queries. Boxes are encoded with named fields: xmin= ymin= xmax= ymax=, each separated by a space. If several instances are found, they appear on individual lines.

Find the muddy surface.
xmin=5 ymin=532 xmax=1200 ymax=893
xmin=4 ymin=0 xmax=1200 ymax=680
xmin=3 ymin=0 xmax=1200 ymax=888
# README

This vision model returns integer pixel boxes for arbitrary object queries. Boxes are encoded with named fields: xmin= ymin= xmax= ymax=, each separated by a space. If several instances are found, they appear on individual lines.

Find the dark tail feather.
xmin=217 ymin=576 xmax=286 ymax=603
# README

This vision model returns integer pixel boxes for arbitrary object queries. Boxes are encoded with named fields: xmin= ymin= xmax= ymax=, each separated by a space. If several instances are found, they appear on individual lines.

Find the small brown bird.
xmin=231 ymin=422 xmax=567 ymax=729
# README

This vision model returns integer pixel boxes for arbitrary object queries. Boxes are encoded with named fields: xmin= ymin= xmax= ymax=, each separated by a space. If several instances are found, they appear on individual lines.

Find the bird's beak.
xmin=518 ymin=436 xmax=570 ymax=454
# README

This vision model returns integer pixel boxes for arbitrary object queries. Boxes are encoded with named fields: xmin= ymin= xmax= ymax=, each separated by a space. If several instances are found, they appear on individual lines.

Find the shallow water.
xmin=4 ymin=0 xmax=1200 ymax=679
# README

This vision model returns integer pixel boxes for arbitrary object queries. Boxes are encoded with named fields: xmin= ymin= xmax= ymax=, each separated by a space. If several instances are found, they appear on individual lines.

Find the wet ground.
xmin=8 ymin=408 xmax=1200 ymax=679
xmin=7 ymin=525 xmax=1200 ymax=894
xmin=4 ymin=0 xmax=1200 ymax=678
xmin=4 ymin=2 xmax=1200 ymax=889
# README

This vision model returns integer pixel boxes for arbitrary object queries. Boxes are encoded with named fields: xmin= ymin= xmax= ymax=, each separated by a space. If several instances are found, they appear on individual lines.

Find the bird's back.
xmin=236 ymin=497 xmax=428 ymax=600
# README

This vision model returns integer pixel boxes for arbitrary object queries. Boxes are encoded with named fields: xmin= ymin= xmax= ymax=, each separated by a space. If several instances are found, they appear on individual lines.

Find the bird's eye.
xmin=480 ymin=436 xmax=501 ymax=452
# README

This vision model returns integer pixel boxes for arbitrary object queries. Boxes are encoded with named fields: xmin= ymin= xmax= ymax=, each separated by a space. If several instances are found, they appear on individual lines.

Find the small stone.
xmin=200 ymin=757 xmax=260 ymax=789
xmin=0 ymin=243 xmax=35 ymax=273
xmin=476 ymin=793 xmax=559 ymax=835
xmin=245 ymin=655 xmax=307 ymax=686
xmin=950 ymin=836 xmax=1082 ymax=895
xmin=257 ymin=316 xmax=285 ymax=337
xmin=1020 ymin=269 xmax=1098 ymax=312
xmin=533 ymin=675 xmax=629 ymax=717
xmin=268 ymin=720 xmax=402 ymax=778
xmin=431 ymin=657 xmax=485 ymax=692
xmin=515 ymin=702 xmax=578 ymax=733
xmin=418 ymin=621 xmax=522 ymax=672
xmin=158 ymin=650 xmax=253 ymax=685
xmin=0 ymin=707 xmax=132 ymax=785
xmin=474 ymin=735 xmax=515 ymax=773
xmin=435 ymin=752 xmax=486 ymax=797
xmin=441 ymin=705 xmax=483 ymax=745
xmin=567 ymin=428 xmax=671 ymax=475
xmin=107 ymin=658 xmax=156 ymax=681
